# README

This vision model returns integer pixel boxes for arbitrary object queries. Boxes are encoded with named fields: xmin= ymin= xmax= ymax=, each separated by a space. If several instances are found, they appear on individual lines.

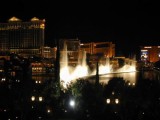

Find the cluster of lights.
xmin=15 ymin=79 xmax=20 ymax=83
xmin=106 ymin=98 xmax=119 ymax=104
xmin=32 ymin=67 xmax=42 ymax=71
xmin=35 ymin=80 xmax=41 ymax=84
xmin=2 ymin=108 xmax=19 ymax=120
xmin=31 ymin=96 xmax=43 ymax=102
xmin=8 ymin=116 xmax=19 ymax=120
xmin=1 ymin=78 xmax=6 ymax=82
xmin=128 ymin=82 xmax=135 ymax=86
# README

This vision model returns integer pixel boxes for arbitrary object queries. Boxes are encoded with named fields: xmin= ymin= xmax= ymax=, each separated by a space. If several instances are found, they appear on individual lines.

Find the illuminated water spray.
xmin=72 ymin=50 xmax=89 ymax=78
xmin=60 ymin=48 xmax=89 ymax=88
xmin=60 ymin=43 xmax=136 ymax=89
xmin=98 ymin=57 xmax=110 ymax=75
xmin=60 ymin=42 xmax=71 ymax=88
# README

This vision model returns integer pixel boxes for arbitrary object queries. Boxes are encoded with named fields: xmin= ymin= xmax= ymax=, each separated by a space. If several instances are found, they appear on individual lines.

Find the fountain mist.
xmin=60 ymin=44 xmax=136 ymax=88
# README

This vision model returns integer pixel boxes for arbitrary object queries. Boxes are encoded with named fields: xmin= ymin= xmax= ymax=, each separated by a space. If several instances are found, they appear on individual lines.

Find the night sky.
xmin=0 ymin=0 xmax=160 ymax=57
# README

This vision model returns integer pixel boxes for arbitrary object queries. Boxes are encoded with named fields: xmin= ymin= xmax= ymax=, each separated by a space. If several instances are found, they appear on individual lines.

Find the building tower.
xmin=0 ymin=16 xmax=45 ymax=57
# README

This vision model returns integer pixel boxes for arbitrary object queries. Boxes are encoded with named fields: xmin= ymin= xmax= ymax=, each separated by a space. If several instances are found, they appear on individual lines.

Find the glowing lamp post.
xmin=39 ymin=96 xmax=43 ymax=102
xmin=132 ymin=82 xmax=135 ymax=86
xmin=69 ymin=99 xmax=75 ymax=108
xmin=128 ymin=82 xmax=131 ymax=86
xmin=31 ymin=96 xmax=35 ymax=101
xmin=47 ymin=109 xmax=51 ymax=113
xmin=106 ymin=99 xmax=111 ymax=104
xmin=115 ymin=99 xmax=119 ymax=104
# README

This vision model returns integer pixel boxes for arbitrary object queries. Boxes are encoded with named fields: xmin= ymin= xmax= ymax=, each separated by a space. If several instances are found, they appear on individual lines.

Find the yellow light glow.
xmin=47 ymin=109 xmax=51 ymax=113
xmin=144 ymin=46 xmax=152 ymax=48
xmin=39 ymin=96 xmax=43 ymax=102
xmin=106 ymin=99 xmax=110 ymax=104
xmin=31 ymin=96 xmax=35 ymax=101
xmin=8 ymin=16 xmax=21 ymax=22
xmin=31 ymin=17 xmax=40 ymax=21
xmin=40 ymin=23 xmax=45 ymax=29
xmin=141 ymin=49 xmax=148 ymax=51
xmin=115 ymin=99 xmax=119 ymax=104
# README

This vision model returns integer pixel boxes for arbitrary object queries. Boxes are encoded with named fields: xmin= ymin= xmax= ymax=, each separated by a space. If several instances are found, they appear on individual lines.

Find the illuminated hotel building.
xmin=0 ymin=16 xmax=45 ymax=57
xmin=80 ymin=42 xmax=115 ymax=58
xmin=140 ymin=46 xmax=160 ymax=62
xmin=55 ymin=39 xmax=115 ymax=65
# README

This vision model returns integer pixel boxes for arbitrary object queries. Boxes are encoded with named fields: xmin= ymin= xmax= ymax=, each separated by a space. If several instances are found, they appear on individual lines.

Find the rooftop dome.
xmin=8 ymin=16 xmax=21 ymax=22
xmin=31 ymin=17 xmax=40 ymax=21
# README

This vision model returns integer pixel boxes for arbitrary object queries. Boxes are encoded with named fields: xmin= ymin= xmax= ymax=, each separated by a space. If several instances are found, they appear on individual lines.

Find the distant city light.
xmin=115 ymin=99 xmax=119 ymax=104
xmin=1 ymin=78 xmax=6 ymax=81
xmin=144 ymin=46 xmax=152 ymax=48
xmin=16 ymin=79 xmax=20 ymax=82
xmin=35 ymin=80 xmax=41 ymax=84
xmin=106 ymin=99 xmax=110 ymax=104
xmin=39 ymin=96 xmax=43 ymax=102
xmin=141 ymin=50 xmax=148 ymax=51
xmin=38 ymin=116 xmax=42 ymax=119
xmin=47 ymin=109 xmax=51 ymax=113
xmin=31 ymin=96 xmax=35 ymax=101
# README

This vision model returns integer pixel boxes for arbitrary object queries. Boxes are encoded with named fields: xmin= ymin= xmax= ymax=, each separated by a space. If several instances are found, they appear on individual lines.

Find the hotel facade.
xmin=80 ymin=42 xmax=115 ymax=57
xmin=140 ymin=46 xmax=160 ymax=62
xmin=0 ymin=16 xmax=45 ymax=57
xmin=58 ymin=39 xmax=115 ymax=65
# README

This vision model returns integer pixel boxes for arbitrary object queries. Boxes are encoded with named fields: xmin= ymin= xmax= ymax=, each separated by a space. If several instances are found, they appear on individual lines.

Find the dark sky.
xmin=0 ymin=0 xmax=160 ymax=57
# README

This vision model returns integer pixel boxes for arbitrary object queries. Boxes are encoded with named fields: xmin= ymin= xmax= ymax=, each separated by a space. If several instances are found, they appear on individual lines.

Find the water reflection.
xmin=99 ymin=71 xmax=160 ymax=85
xmin=99 ymin=72 xmax=138 ymax=84
xmin=32 ymin=70 xmax=160 ymax=86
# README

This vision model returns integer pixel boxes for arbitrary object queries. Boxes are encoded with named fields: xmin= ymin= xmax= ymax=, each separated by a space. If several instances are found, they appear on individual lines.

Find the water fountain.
xmin=60 ymin=44 xmax=136 ymax=88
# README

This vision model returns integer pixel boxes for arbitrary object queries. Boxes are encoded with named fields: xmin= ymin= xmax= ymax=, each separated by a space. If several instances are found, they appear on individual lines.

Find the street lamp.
xmin=31 ymin=96 xmax=35 ymax=101
xmin=128 ymin=82 xmax=131 ymax=86
xmin=106 ymin=99 xmax=111 ymax=104
xmin=47 ymin=109 xmax=51 ymax=113
xmin=39 ymin=96 xmax=43 ymax=102
xmin=132 ymin=82 xmax=135 ymax=86
xmin=69 ymin=99 xmax=75 ymax=108
xmin=115 ymin=99 xmax=119 ymax=104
